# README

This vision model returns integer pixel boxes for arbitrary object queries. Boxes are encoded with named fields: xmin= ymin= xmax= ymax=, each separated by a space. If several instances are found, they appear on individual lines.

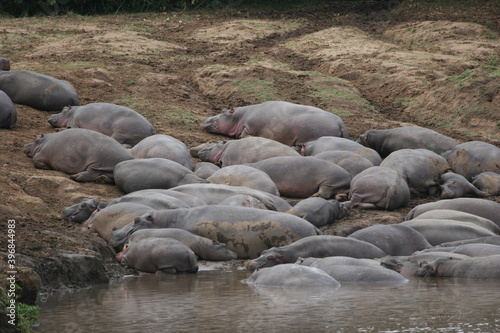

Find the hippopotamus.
xmin=249 ymin=156 xmax=352 ymax=199
xmin=442 ymin=141 xmax=500 ymax=181
xmin=48 ymin=103 xmax=156 ymax=148
xmin=417 ymin=255 xmax=500 ymax=279
xmin=218 ymin=194 xmax=274 ymax=210
xmin=130 ymin=134 xmax=193 ymax=169
xmin=302 ymin=136 xmax=382 ymax=166
xmin=285 ymin=197 xmax=347 ymax=228
xmin=207 ymin=165 xmax=280 ymax=196
xmin=110 ymin=205 xmax=321 ymax=255
xmin=0 ymin=70 xmax=79 ymax=111
xmin=348 ymin=224 xmax=432 ymax=256
xmin=298 ymin=257 xmax=408 ymax=284
xmin=400 ymin=219 xmax=497 ymax=246
xmin=119 ymin=237 xmax=199 ymax=274
xmin=0 ymin=90 xmax=16 ymax=129
xmin=109 ymin=189 xmax=206 ymax=209
xmin=440 ymin=172 xmax=488 ymax=198
xmin=191 ymin=137 xmax=300 ymax=167
xmin=412 ymin=209 xmax=499 ymax=233
xmin=62 ymin=198 xmax=109 ymax=223
xmin=166 ymin=184 xmax=292 ymax=212
xmin=380 ymin=149 xmax=451 ymax=196
xmin=23 ymin=128 xmax=133 ymax=182
xmin=472 ymin=172 xmax=500 ymax=196
xmin=122 ymin=228 xmax=237 ymax=261
xmin=434 ymin=235 xmax=500 ymax=248
xmin=203 ymin=101 xmax=349 ymax=149
xmin=113 ymin=158 xmax=208 ymax=193
xmin=357 ymin=126 xmax=458 ymax=158
xmin=420 ymin=243 xmax=500 ymax=257
xmin=193 ymin=162 xmax=220 ymax=179
xmin=341 ymin=166 xmax=410 ymax=210
xmin=405 ymin=198 xmax=500 ymax=227
xmin=312 ymin=150 xmax=374 ymax=177
xmin=83 ymin=202 xmax=153 ymax=242
xmin=242 ymin=264 xmax=341 ymax=288
xmin=0 ymin=57 xmax=10 ymax=70
xmin=245 ymin=235 xmax=387 ymax=271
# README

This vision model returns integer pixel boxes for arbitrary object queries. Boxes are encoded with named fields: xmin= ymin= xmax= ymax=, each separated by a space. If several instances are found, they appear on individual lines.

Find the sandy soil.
xmin=0 ymin=1 xmax=499 ymax=291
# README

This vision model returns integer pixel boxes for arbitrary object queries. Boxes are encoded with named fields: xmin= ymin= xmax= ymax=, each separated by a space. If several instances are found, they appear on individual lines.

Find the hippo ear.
xmin=229 ymin=108 xmax=235 ymax=114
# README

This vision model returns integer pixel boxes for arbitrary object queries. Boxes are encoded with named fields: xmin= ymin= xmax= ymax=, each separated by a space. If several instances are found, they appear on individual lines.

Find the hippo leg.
xmin=33 ymin=159 xmax=51 ymax=170
xmin=70 ymin=169 xmax=113 ymax=183
xmin=314 ymin=185 xmax=335 ymax=199
xmin=157 ymin=267 xmax=179 ymax=274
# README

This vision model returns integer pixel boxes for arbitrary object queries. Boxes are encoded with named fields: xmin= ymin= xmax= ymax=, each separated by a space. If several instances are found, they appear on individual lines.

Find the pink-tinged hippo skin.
xmin=109 ymin=205 xmax=322 ymax=257
xmin=440 ymin=172 xmax=488 ymax=199
xmin=312 ymin=150 xmax=374 ymax=177
xmin=357 ymin=126 xmax=458 ymax=158
xmin=113 ymin=158 xmax=208 ymax=194
xmin=441 ymin=141 xmax=500 ymax=181
xmin=191 ymin=137 xmax=300 ymax=167
xmin=249 ymin=156 xmax=352 ymax=199
xmin=48 ymin=103 xmax=156 ymax=148
xmin=23 ymin=128 xmax=133 ymax=183
xmin=472 ymin=172 xmax=500 ymax=196
xmin=193 ymin=162 xmax=220 ymax=179
xmin=0 ymin=70 xmax=79 ymax=111
xmin=119 ymin=237 xmax=199 ymax=274
xmin=302 ymin=136 xmax=382 ymax=166
xmin=380 ymin=149 xmax=451 ymax=197
xmin=298 ymin=257 xmax=408 ymax=284
xmin=400 ymin=219 xmax=497 ymax=246
xmin=124 ymin=228 xmax=237 ymax=261
xmin=242 ymin=264 xmax=341 ymax=288
xmin=285 ymin=197 xmax=347 ymax=228
xmin=0 ymin=57 xmax=10 ymax=70
xmin=417 ymin=255 xmax=500 ymax=279
xmin=0 ymin=90 xmax=17 ymax=129
xmin=348 ymin=224 xmax=432 ymax=256
xmin=203 ymin=101 xmax=349 ymax=149
xmin=207 ymin=165 xmax=280 ymax=196
xmin=405 ymin=198 xmax=500 ymax=227
xmin=130 ymin=134 xmax=193 ymax=170
xmin=342 ymin=166 xmax=410 ymax=211
xmin=245 ymin=235 xmax=387 ymax=271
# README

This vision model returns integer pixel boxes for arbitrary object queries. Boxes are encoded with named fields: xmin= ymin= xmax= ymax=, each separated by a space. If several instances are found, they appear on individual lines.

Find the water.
xmin=37 ymin=267 xmax=500 ymax=333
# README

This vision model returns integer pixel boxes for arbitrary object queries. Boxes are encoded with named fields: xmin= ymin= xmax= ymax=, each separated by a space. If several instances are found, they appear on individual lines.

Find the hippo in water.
xmin=203 ymin=101 xmax=349 ymax=149
xmin=23 ymin=128 xmax=133 ymax=183
xmin=417 ymin=255 xmax=500 ymax=279
xmin=440 ymin=172 xmax=488 ymax=198
xmin=48 ymin=103 xmax=156 ymax=148
xmin=119 ymin=237 xmax=199 ymax=274
xmin=357 ymin=126 xmax=458 ymax=158
xmin=130 ymin=134 xmax=193 ymax=170
xmin=0 ymin=90 xmax=17 ymax=129
xmin=0 ymin=70 xmax=79 ymax=111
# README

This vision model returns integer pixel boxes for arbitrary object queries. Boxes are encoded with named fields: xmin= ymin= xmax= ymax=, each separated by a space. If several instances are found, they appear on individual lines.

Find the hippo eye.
xmin=80 ymin=203 xmax=87 ymax=208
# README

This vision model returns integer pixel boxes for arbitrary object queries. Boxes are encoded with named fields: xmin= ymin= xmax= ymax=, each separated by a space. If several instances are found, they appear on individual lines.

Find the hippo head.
xmin=211 ymin=240 xmax=238 ymax=260
xmin=203 ymin=108 xmax=242 ymax=137
xmin=48 ymin=106 xmax=74 ymax=128
xmin=109 ymin=211 xmax=155 ymax=250
xmin=192 ymin=141 xmax=226 ymax=165
xmin=245 ymin=247 xmax=286 ymax=271
xmin=23 ymin=134 xmax=48 ymax=157
xmin=328 ymin=199 xmax=349 ymax=220
xmin=0 ymin=57 xmax=10 ymax=71
xmin=62 ymin=198 xmax=104 ymax=223
xmin=116 ymin=242 xmax=131 ymax=263
xmin=416 ymin=258 xmax=452 ymax=277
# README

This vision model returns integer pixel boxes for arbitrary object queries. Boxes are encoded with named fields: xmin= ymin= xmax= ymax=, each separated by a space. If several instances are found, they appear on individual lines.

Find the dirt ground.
xmin=0 ymin=1 xmax=499 ymax=291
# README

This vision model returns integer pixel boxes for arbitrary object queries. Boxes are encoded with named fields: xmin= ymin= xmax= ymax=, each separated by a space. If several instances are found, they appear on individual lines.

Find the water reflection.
xmin=38 ymin=268 xmax=500 ymax=333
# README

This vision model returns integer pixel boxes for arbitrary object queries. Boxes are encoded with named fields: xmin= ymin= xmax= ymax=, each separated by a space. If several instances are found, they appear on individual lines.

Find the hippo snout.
xmin=47 ymin=114 xmax=59 ymax=127
xmin=23 ymin=142 xmax=35 ymax=157
xmin=245 ymin=260 xmax=260 ymax=272
xmin=203 ymin=116 xmax=218 ymax=132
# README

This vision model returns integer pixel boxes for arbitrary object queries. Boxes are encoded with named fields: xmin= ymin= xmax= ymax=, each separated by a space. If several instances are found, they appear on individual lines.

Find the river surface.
xmin=37 ymin=266 xmax=500 ymax=333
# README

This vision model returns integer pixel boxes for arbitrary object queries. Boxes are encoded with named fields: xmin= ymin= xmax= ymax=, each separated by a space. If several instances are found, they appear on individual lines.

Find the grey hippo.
xmin=191 ymin=136 xmax=300 ymax=167
xmin=417 ymin=255 xmax=500 ymax=279
xmin=113 ymin=158 xmax=208 ymax=193
xmin=312 ymin=150 xmax=374 ymax=177
xmin=0 ymin=70 xmax=79 ymax=111
xmin=48 ymin=103 xmax=156 ymax=148
xmin=242 ymin=264 xmax=341 ymax=288
xmin=130 ymin=134 xmax=193 ymax=170
xmin=245 ymin=235 xmax=387 ymax=271
xmin=119 ymin=237 xmax=199 ymax=274
xmin=249 ymin=156 xmax=352 ymax=199
xmin=23 ymin=128 xmax=133 ymax=183
xmin=0 ymin=90 xmax=17 ymax=129
xmin=120 ymin=228 xmax=237 ymax=261
xmin=203 ymin=101 xmax=349 ymax=149
xmin=193 ymin=162 xmax=220 ymax=179
xmin=440 ymin=172 xmax=488 ymax=198
xmin=357 ymin=126 xmax=458 ymax=157
xmin=472 ymin=172 xmax=500 ymax=196
xmin=341 ymin=166 xmax=410 ymax=210
xmin=0 ymin=57 xmax=10 ymax=70
xmin=285 ymin=197 xmax=347 ymax=228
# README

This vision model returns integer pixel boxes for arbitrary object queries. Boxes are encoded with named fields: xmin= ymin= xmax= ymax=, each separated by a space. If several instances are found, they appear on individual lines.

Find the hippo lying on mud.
xmin=203 ymin=101 xmax=349 ymax=149
xmin=23 ymin=128 xmax=133 ymax=183
xmin=472 ymin=172 xmax=500 ymax=196
xmin=285 ymin=197 xmax=347 ymax=228
xmin=440 ymin=172 xmax=488 ymax=198
xmin=0 ymin=70 xmax=79 ymax=111
xmin=0 ymin=90 xmax=17 ymax=129
xmin=119 ymin=237 xmax=199 ymax=274
xmin=130 ymin=134 xmax=193 ymax=170
xmin=48 ymin=103 xmax=156 ymax=147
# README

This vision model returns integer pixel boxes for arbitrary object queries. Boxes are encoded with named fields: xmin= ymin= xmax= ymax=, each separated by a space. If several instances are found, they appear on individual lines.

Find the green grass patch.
xmin=232 ymin=78 xmax=275 ymax=101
